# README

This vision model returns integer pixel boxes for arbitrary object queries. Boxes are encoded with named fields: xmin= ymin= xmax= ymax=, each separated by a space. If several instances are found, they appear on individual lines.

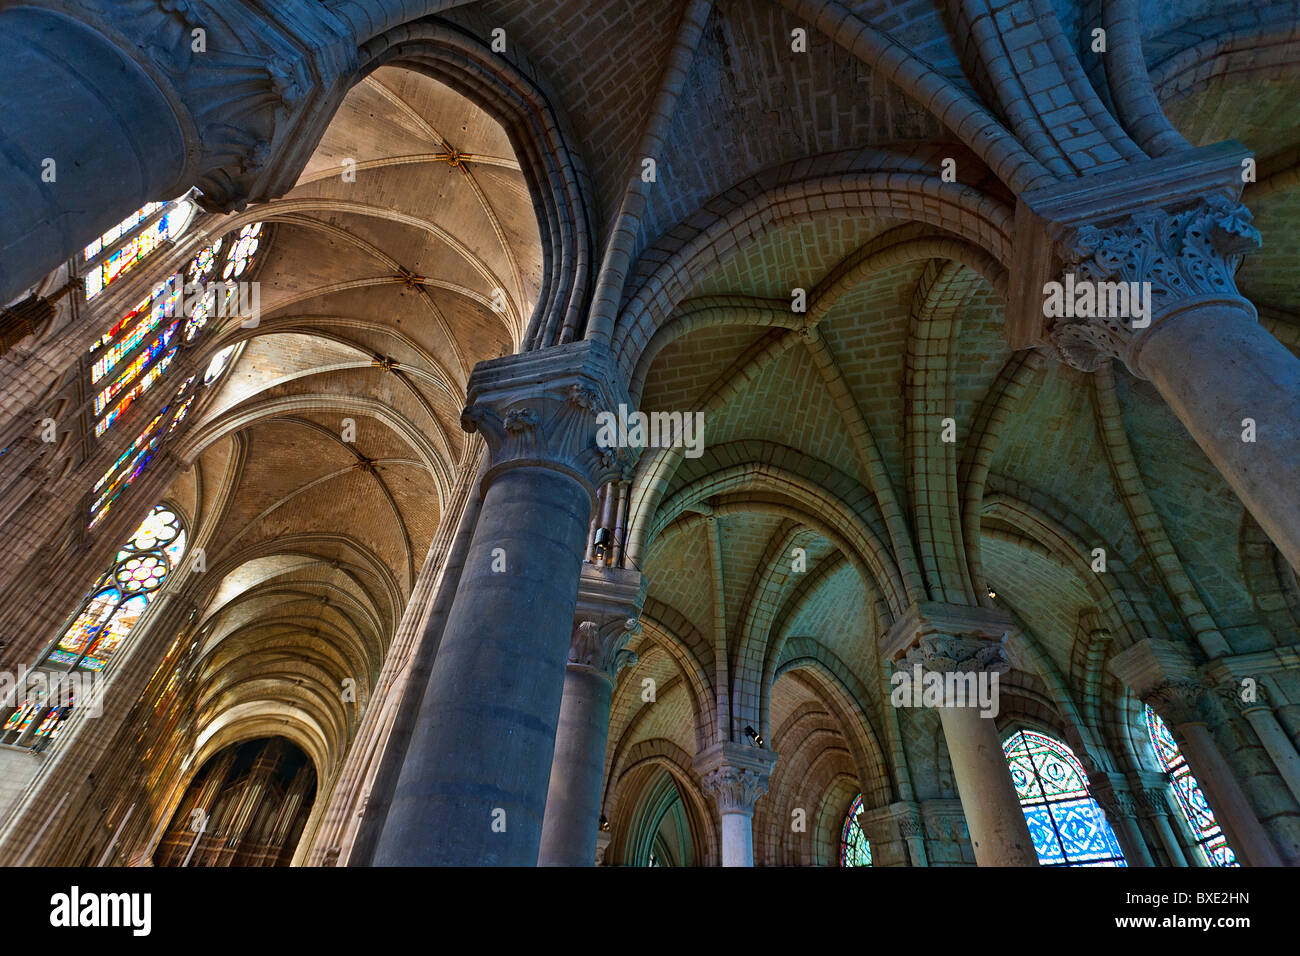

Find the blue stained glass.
xmin=1049 ymin=798 xmax=1126 ymax=862
xmin=1003 ymin=730 xmax=1127 ymax=867
xmin=1143 ymin=706 xmax=1238 ymax=867
xmin=1022 ymin=805 xmax=1064 ymax=863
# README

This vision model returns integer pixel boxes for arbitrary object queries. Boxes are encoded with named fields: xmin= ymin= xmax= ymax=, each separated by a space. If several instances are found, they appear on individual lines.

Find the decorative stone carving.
xmin=1091 ymin=777 xmax=1139 ymax=820
xmin=73 ymin=0 xmax=358 ymax=212
xmin=1137 ymin=787 xmax=1172 ymax=819
xmin=693 ymin=742 xmax=777 ymax=815
xmin=569 ymin=619 xmax=640 ymax=681
xmin=1212 ymin=676 xmax=1272 ymax=716
xmin=700 ymin=766 xmax=770 ymax=814
xmin=1143 ymin=678 xmax=1208 ymax=727
xmin=903 ymin=632 xmax=1011 ymax=676
xmin=1046 ymin=197 xmax=1261 ymax=373
xmin=897 ymin=815 xmax=924 ymax=840
xmin=459 ymin=341 xmax=634 ymax=496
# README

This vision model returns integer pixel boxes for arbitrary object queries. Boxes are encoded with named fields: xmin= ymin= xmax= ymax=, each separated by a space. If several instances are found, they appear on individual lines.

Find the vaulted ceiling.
xmin=163 ymin=65 xmax=542 ymax=767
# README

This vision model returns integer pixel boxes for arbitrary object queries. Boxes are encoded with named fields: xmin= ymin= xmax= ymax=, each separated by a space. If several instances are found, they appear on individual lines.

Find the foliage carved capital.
xmin=461 ymin=342 xmax=633 ymax=496
xmin=1046 ymin=197 xmax=1260 ymax=373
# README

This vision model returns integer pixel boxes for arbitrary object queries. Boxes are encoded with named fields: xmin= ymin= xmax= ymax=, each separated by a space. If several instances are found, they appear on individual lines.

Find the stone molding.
xmin=460 ymin=341 xmax=634 ymax=497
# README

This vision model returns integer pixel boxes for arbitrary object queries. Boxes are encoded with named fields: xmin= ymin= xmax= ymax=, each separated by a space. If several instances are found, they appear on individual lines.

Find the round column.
xmin=1136 ymin=783 xmax=1190 ymax=866
xmin=375 ymin=466 xmax=591 ymax=866
xmin=0 ymin=7 xmax=184 ymax=302
xmin=695 ymin=743 xmax=777 ymax=867
xmin=1091 ymin=778 xmax=1155 ymax=867
xmin=0 ymin=1 xmax=359 ymax=304
xmin=936 ymin=704 xmax=1039 ymax=866
xmin=1136 ymin=299 xmax=1300 ymax=572
xmin=1045 ymin=197 xmax=1300 ymax=573
xmin=373 ymin=343 xmax=631 ymax=866
xmin=1238 ymin=701 xmax=1300 ymax=807
xmin=537 ymin=649 xmax=617 ymax=866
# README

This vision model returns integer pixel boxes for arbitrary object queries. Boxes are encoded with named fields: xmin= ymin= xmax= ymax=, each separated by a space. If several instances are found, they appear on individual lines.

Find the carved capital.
xmin=461 ymin=342 xmax=633 ymax=496
xmin=693 ymin=742 xmax=777 ymax=814
xmin=897 ymin=814 xmax=925 ymax=840
xmin=1091 ymin=775 xmax=1139 ymax=820
xmin=699 ymin=766 xmax=769 ymax=814
xmin=882 ymin=602 xmax=1017 ymax=664
xmin=1211 ymin=676 xmax=1272 ymax=716
xmin=1045 ymin=196 xmax=1260 ymax=374
xmin=1137 ymin=787 xmax=1172 ymax=819
xmin=903 ymin=632 xmax=1011 ymax=677
xmin=569 ymin=619 xmax=639 ymax=682
xmin=1143 ymin=678 xmax=1208 ymax=727
xmin=74 ymin=0 xmax=358 ymax=211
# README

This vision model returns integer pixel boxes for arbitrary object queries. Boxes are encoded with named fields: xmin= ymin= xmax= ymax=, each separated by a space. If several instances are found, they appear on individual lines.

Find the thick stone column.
xmin=1110 ymin=639 xmax=1282 ymax=866
xmin=374 ymin=341 xmax=631 ymax=866
xmin=885 ymin=603 xmax=1038 ymax=866
xmin=0 ymin=1 xmax=358 ymax=302
xmin=1010 ymin=143 xmax=1300 ymax=571
xmin=694 ymin=743 xmax=777 ymax=867
xmin=537 ymin=566 xmax=645 ymax=866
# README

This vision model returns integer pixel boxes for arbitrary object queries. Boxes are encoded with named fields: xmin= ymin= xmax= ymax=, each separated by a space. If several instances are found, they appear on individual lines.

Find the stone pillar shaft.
xmin=537 ymin=664 xmax=613 ymax=866
xmin=719 ymin=812 xmax=755 ymax=867
xmin=1137 ymin=300 xmax=1300 ymax=571
xmin=1240 ymin=705 xmax=1300 ymax=807
xmin=373 ymin=342 xmax=631 ymax=866
xmin=1173 ymin=720 xmax=1281 ymax=866
xmin=537 ymin=570 xmax=643 ymax=867
xmin=936 ymin=704 xmax=1038 ymax=866
xmin=375 ymin=466 xmax=591 ymax=865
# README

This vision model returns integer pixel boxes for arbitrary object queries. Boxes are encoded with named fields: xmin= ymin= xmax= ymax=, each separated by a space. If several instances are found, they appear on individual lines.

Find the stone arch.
xmin=358 ymin=19 xmax=595 ymax=348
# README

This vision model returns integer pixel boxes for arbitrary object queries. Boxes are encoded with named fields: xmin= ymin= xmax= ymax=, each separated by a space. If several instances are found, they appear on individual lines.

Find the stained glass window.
xmin=83 ymin=203 xmax=165 ymax=261
xmin=40 ymin=505 xmax=184 ymax=673
xmin=1003 ymin=730 xmax=1126 ymax=867
xmin=84 ymin=225 xmax=263 ymax=523
xmin=222 ymin=224 xmax=263 ymax=281
xmin=839 ymin=794 xmax=872 ymax=867
xmin=204 ymin=345 xmax=237 ymax=386
xmin=87 ymin=221 xmax=262 ymax=438
xmin=182 ymin=237 xmax=225 ymax=342
xmin=90 ymin=410 xmax=170 ymax=528
xmin=84 ymin=200 xmax=195 ymax=300
xmin=1143 ymin=706 xmax=1237 ymax=867
xmin=3 ymin=700 xmax=41 ymax=734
